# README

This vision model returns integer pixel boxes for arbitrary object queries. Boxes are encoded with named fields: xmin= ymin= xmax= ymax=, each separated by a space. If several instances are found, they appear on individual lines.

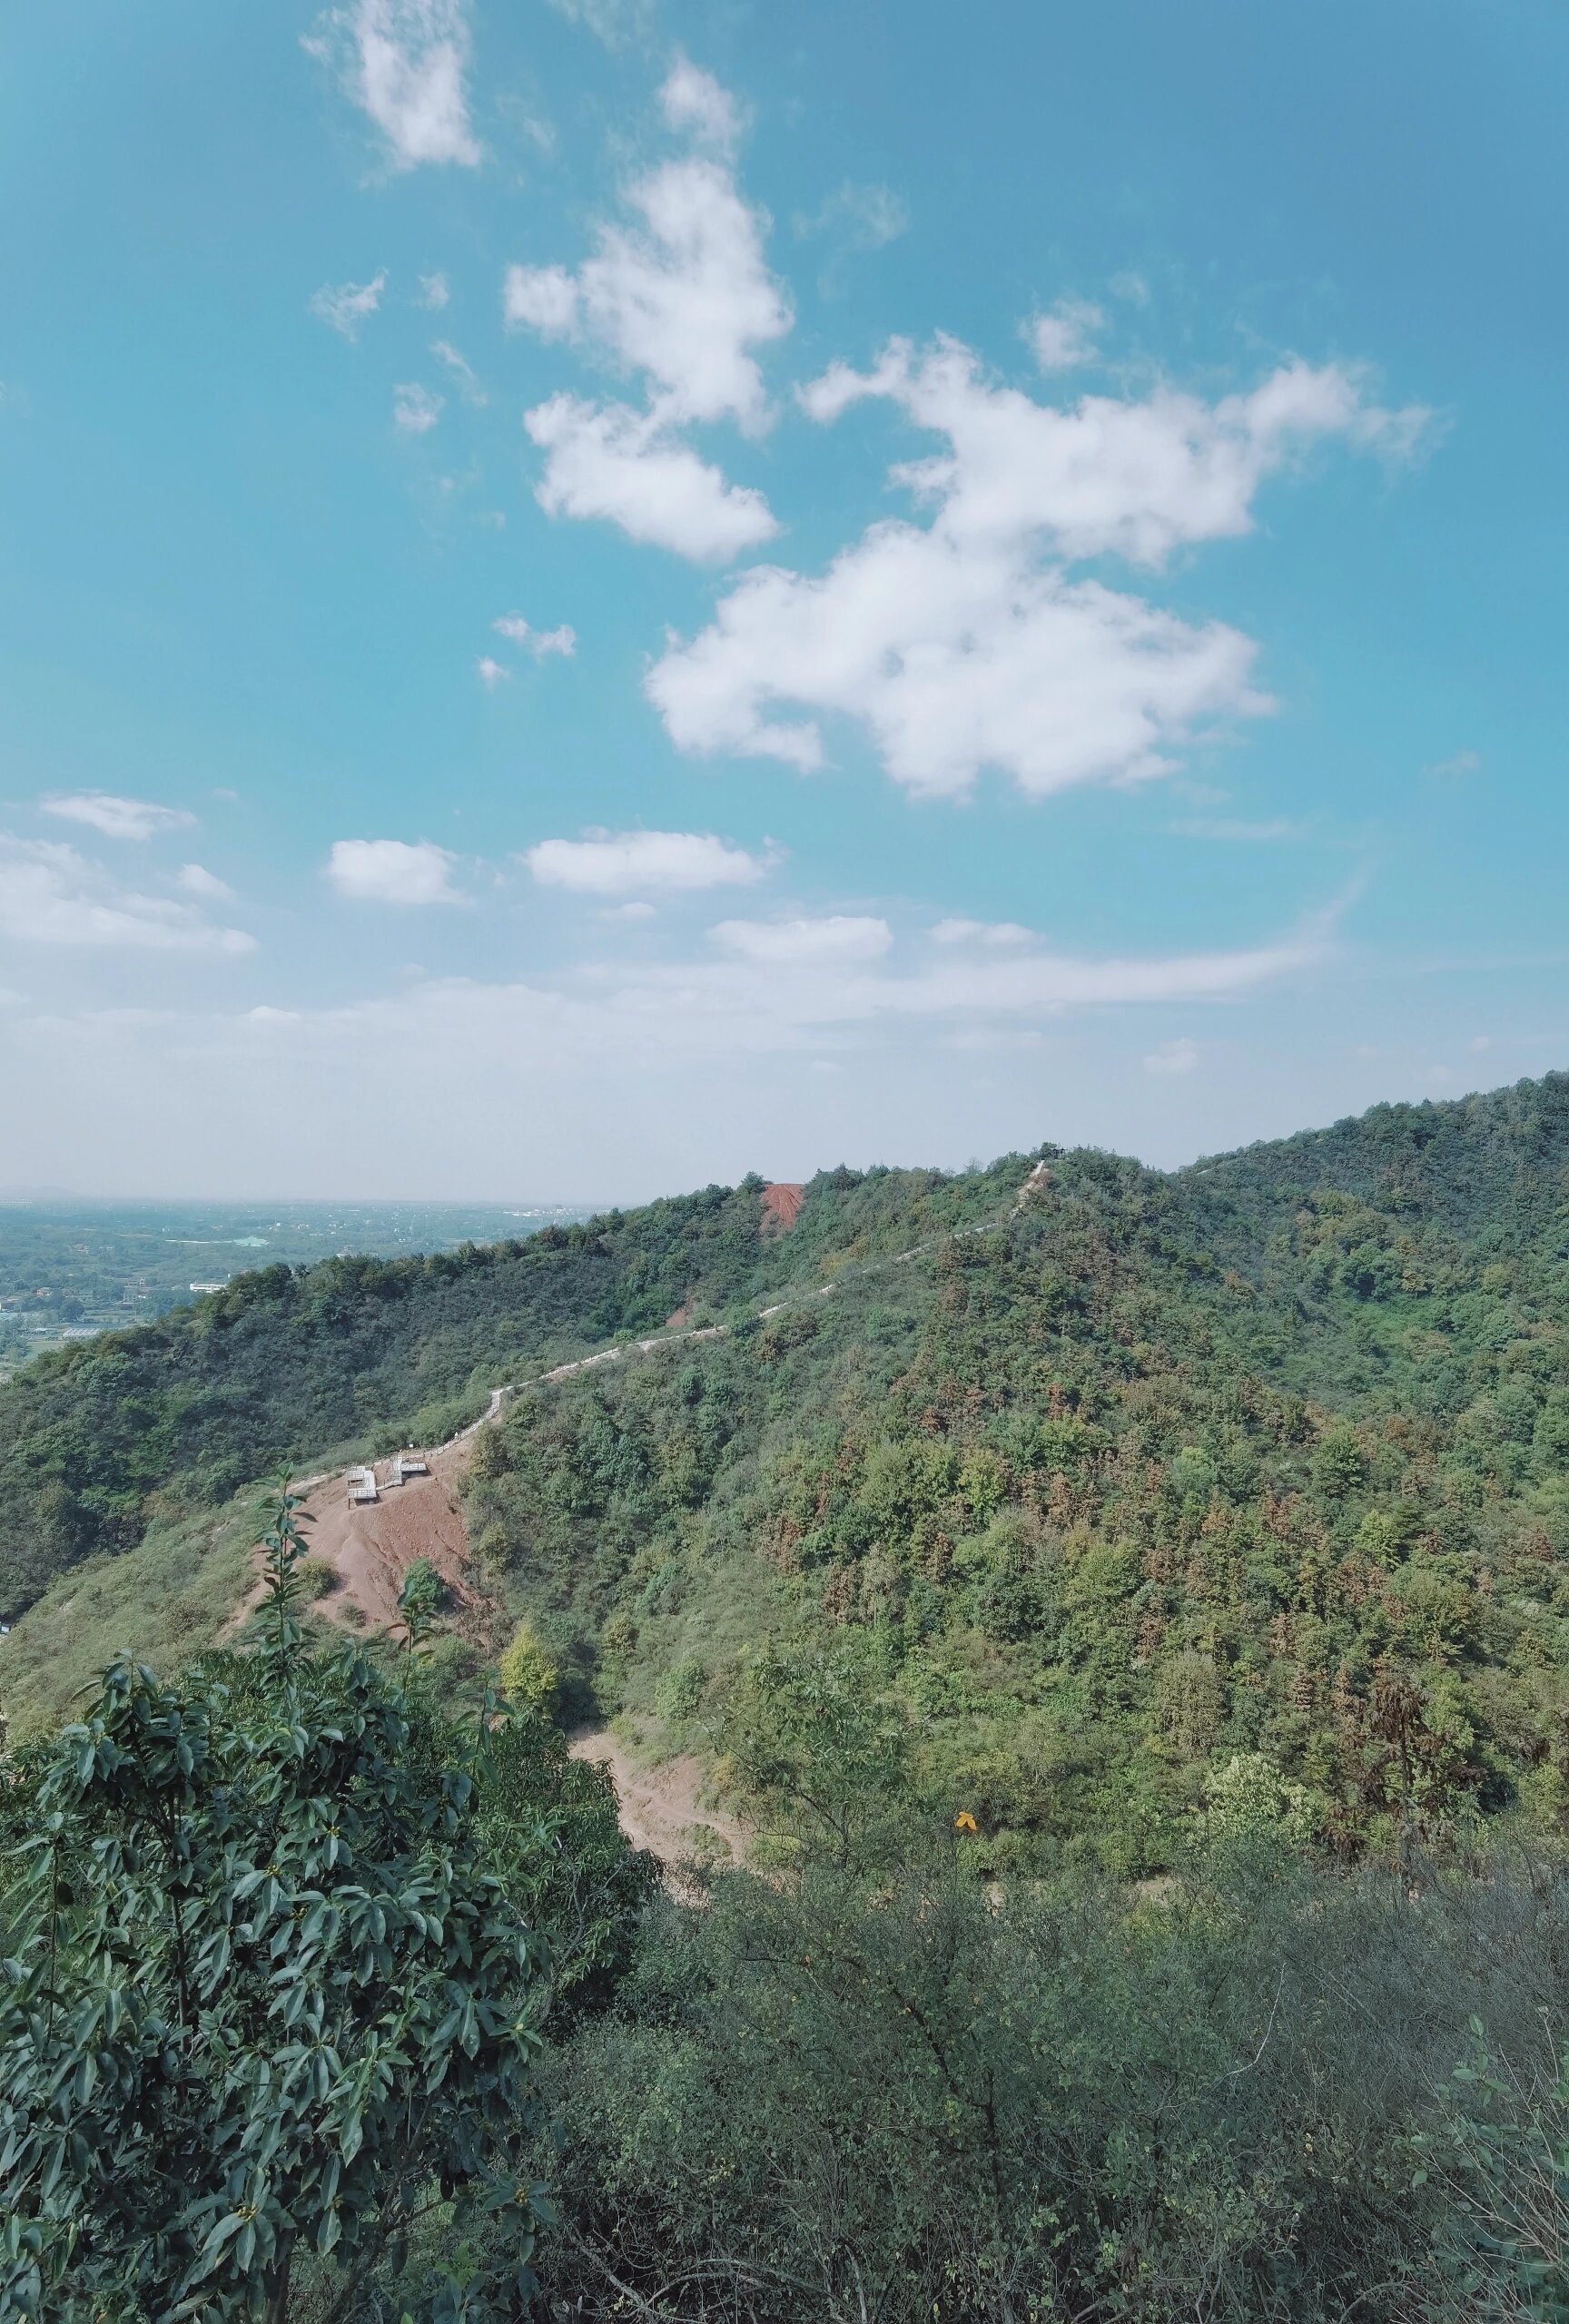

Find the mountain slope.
xmin=5 ymin=1073 xmax=1569 ymax=1870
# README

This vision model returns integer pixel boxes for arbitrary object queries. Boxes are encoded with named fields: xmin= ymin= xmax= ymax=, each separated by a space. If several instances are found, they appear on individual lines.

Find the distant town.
xmin=0 ymin=1200 xmax=591 ymax=1376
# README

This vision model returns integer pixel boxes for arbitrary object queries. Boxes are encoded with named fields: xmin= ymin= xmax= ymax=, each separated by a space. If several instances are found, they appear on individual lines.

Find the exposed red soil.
xmin=231 ymin=1433 xmax=491 ymax=1640
xmin=760 ymin=1181 xmax=804 ymax=1236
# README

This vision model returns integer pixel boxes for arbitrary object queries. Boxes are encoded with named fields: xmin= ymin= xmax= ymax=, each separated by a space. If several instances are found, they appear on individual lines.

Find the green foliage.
xmin=0 ymin=1179 xmax=810 ymax=1623
xmin=532 ymin=1845 xmax=1569 ymax=2322
xmin=497 ymin=1619 xmax=558 ymax=1718
xmin=459 ymin=1075 xmax=1569 ymax=1874
xmin=0 ymin=1492 xmax=552 ymax=2323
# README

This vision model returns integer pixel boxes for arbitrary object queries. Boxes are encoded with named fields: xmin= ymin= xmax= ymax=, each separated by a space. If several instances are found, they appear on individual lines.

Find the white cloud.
xmin=524 ymin=395 xmax=777 ymax=560
xmin=0 ymin=836 xmax=252 ymax=952
xmin=431 ymin=339 xmax=486 ymax=402
xmin=418 ymin=271 xmax=449 ymax=309
xmin=177 ymin=863 xmax=234 ymax=901
xmin=309 ymin=271 xmax=388 ymax=339
xmin=931 ymin=917 xmax=1033 ymax=947
xmin=504 ymin=115 xmax=789 ymax=564
xmin=1424 ymin=749 xmax=1481 ymax=780
xmin=711 ymin=914 xmax=892 ymax=966
xmin=647 ymin=337 xmax=1430 ymax=800
xmin=526 ymin=829 xmax=769 ymax=895
xmin=310 ymin=0 xmax=479 ymax=172
xmin=326 ymin=838 xmax=460 ymax=904
xmin=492 ymin=612 xmax=577 ymax=658
xmin=1144 ymin=1037 xmax=1199 ymax=1075
xmin=659 ymin=56 xmax=743 ymax=153
xmin=1028 ymin=298 xmax=1103 ymax=371
xmin=505 ymin=154 xmax=790 ymax=430
xmin=42 ymin=792 xmax=194 ymax=841
xmin=393 ymin=381 xmax=443 ymax=433
xmin=477 ymin=656 xmax=508 ymax=688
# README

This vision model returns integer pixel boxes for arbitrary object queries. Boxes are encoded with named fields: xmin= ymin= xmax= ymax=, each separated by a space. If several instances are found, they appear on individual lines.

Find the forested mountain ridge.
xmin=461 ymin=1072 xmax=1569 ymax=1870
xmin=0 ymin=1160 xmax=1018 ymax=1621
xmin=5 ymin=1068 xmax=1569 ymax=1876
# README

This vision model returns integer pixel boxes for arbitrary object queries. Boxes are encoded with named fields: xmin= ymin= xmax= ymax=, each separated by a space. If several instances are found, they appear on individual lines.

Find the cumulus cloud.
xmin=418 ymin=271 xmax=449 ymax=309
xmin=477 ymin=656 xmax=508 ymax=688
xmin=326 ymin=838 xmax=460 ymax=904
xmin=492 ymin=613 xmax=577 ymax=658
xmin=647 ymin=336 xmax=1431 ymax=799
xmin=42 ymin=793 xmax=194 ymax=842
xmin=309 ymin=271 xmax=388 ymax=339
xmin=525 ymin=829 xmax=769 ymax=894
xmin=1144 ymin=1037 xmax=1199 ymax=1075
xmin=0 ymin=836 xmax=252 ymax=952
xmin=309 ymin=0 xmax=479 ymax=171
xmin=392 ymin=381 xmax=443 ymax=433
xmin=505 ymin=111 xmax=789 ymax=562
xmin=505 ymin=155 xmax=789 ymax=430
xmin=659 ymin=55 xmax=743 ymax=153
xmin=524 ymin=395 xmax=777 ymax=560
xmin=1028 ymin=298 xmax=1103 ymax=370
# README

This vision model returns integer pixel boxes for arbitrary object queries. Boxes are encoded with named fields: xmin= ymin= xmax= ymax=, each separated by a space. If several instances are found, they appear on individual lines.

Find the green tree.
xmin=0 ymin=1488 xmax=552 ymax=2323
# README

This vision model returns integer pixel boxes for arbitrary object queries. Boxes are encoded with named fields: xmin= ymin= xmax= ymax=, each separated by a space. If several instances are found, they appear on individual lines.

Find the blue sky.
xmin=1 ymin=0 xmax=1564 ymax=1199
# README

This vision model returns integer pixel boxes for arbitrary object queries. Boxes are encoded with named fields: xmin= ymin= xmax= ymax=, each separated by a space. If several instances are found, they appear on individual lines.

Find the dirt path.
xmin=230 ymin=1167 xmax=1040 ymax=1645
xmin=569 ymin=1725 xmax=749 ymax=1868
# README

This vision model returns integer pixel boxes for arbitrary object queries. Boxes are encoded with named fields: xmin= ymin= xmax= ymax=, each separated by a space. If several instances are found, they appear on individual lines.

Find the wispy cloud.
xmin=931 ymin=918 xmax=1033 ymax=948
xmin=418 ymin=271 xmax=449 ymax=309
xmin=0 ymin=836 xmax=252 ymax=952
xmin=326 ymin=838 xmax=460 ymax=903
xmin=42 ymin=793 xmax=194 ymax=842
xmin=711 ymin=915 xmax=892 ymax=965
xmin=392 ymin=381 xmax=443 ymax=434
xmin=1144 ymin=1037 xmax=1199 ymax=1075
xmin=176 ymin=863 xmax=234 ymax=901
xmin=795 ymin=181 xmax=908 ymax=253
xmin=1027 ymin=298 xmax=1104 ymax=371
xmin=431 ymin=339 xmax=486 ymax=402
xmin=477 ymin=657 xmax=508 ymax=689
xmin=1169 ymin=816 xmax=1305 ymax=842
xmin=1424 ymin=749 xmax=1481 ymax=780
xmin=492 ymin=613 xmax=577 ymax=658
xmin=525 ymin=829 xmax=769 ymax=894
xmin=307 ymin=0 xmax=480 ymax=172
xmin=659 ymin=54 xmax=744 ymax=153
xmin=309 ymin=271 xmax=388 ymax=339
xmin=544 ymin=0 xmax=652 ymax=50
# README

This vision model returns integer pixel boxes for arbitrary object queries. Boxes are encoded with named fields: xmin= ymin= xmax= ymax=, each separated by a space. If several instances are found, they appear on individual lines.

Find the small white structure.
xmin=395 ymin=1452 xmax=429 ymax=1482
xmin=346 ymin=1464 xmax=378 ymax=1506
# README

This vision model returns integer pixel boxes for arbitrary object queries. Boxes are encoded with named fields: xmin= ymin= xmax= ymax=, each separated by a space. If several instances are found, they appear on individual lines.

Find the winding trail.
xmin=567 ymin=1724 xmax=749 ymax=1868
xmin=239 ymin=1172 xmax=1041 ymax=1651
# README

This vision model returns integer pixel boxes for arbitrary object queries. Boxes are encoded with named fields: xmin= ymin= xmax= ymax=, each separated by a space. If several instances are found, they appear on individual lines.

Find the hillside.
xmin=6 ymin=1073 xmax=1569 ymax=1871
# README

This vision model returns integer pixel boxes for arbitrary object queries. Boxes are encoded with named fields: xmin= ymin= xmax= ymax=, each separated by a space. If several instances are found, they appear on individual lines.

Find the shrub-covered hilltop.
xmin=9 ymin=1071 xmax=1569 ymax=1867
xmin=469 ymin=1072 xmax=1569 ymax=1872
